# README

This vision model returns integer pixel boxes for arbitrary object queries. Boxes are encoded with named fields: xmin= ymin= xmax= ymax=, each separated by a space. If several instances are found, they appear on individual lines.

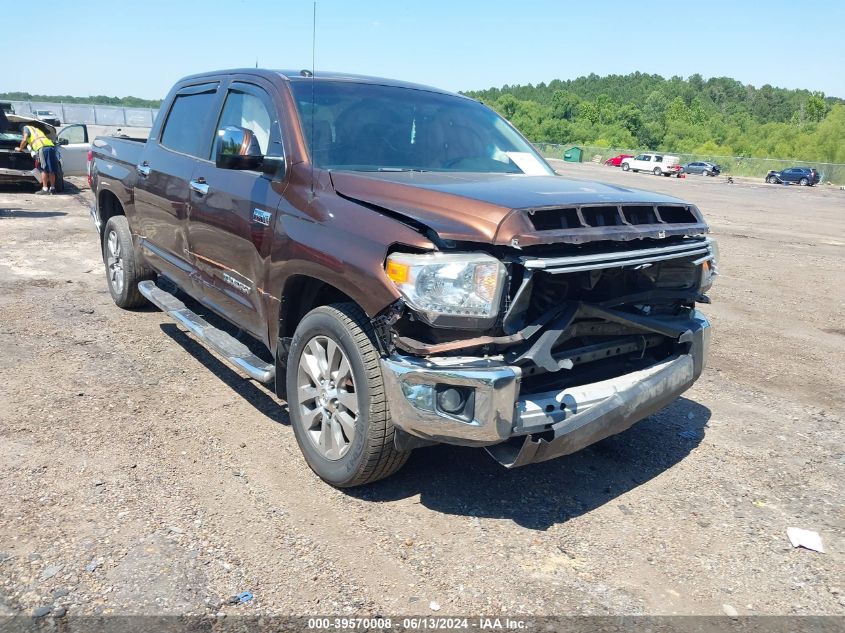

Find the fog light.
xmin=401 ymin=383 xmax=435 ymax=412
xmin=436 ymin=387 xmax=466 ymax=414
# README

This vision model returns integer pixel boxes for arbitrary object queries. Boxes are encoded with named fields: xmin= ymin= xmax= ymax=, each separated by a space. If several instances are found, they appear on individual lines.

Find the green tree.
xmin=806 ymin=92 xmax=827 ymax=123
xmin=550 ymin=90 xmax=580 ymax=120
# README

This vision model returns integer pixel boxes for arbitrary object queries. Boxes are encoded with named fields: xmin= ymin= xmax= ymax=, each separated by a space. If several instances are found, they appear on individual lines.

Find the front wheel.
xmin=767 ymin=175 xmax=778 ymax=184
xmin=621 ymin=163 xmax=630 ymax=171
xmin=103 ymin=215 xmax=153 ymax=308
xmin=653 ymin=167 xmax=662 ymax=176
xmin=287 ymin=303 xmax=410 ymax=487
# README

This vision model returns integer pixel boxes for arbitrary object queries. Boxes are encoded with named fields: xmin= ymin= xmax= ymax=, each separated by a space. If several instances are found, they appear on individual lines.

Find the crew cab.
xmin=621 ymin=153 xmax=683 ymax=177
xmin=89 ymin=69 xmax=716 ymax=487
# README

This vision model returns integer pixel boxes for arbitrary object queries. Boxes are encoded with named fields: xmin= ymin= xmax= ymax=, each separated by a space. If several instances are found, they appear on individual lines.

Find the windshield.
xmin=289 ymin=79 xmax=553 ymax=175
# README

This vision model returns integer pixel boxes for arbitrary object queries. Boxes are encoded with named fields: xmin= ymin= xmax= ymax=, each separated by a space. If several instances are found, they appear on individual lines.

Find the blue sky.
xmin=3 ymin=0 xmax=844 ymax=99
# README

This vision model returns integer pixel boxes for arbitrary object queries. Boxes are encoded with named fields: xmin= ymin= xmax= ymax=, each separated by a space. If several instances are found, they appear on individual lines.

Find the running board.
xmin=138 ymin=280 xmax=275 ymax=383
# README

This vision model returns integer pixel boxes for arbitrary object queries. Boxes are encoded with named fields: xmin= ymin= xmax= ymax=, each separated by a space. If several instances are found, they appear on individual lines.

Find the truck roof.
xmin=177 ymin=68 xmax=463 ymax=99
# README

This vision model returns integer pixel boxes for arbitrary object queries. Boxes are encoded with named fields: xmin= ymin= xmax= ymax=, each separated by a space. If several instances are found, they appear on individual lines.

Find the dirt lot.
xmin=0 ymin=165 xmax=842 ymax=620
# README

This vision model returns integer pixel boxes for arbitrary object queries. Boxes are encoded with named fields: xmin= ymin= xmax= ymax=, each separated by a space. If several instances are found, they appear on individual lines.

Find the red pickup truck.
xmin=90 ymin=69 xmax=716 ymax=487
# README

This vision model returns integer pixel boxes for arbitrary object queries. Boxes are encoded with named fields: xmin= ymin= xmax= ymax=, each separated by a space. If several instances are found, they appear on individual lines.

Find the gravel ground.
xmin=0 ymin=168 xmax=842 ymax=621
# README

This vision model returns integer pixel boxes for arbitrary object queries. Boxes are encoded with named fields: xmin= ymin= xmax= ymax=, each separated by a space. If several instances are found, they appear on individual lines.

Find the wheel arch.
xmin=274 ymin=274 xmax=360 ymax=400
xmin=97 ymin=189 xmax=126 ymax=243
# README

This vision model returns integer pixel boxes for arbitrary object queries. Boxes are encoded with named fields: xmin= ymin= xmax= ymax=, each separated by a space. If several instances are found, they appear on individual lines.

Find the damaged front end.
xmin=376 ymin=202 xmax=716 ymax=467
xmin=0 ymin=111 xmax=54 ymax=187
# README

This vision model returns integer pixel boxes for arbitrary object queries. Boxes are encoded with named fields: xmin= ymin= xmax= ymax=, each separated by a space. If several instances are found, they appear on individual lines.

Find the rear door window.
xmin=160 ymin=83 xmax=220 ymax=158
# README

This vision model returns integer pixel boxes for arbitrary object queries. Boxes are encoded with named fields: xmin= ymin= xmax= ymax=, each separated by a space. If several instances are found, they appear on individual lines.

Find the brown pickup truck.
xmin=90 ymin=69 xmax=716 ymax=487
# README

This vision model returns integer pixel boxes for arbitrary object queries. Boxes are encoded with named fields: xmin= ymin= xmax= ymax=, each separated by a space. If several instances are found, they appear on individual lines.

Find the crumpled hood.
xmin=329 ymin=170 xmax=701 ymax=246
xmin=0 ymin=113 xmax=56 ymax=138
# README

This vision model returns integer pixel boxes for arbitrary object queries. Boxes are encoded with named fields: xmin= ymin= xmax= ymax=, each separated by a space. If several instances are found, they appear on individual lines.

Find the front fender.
xmin=262 ymin=182 xmax=434 ymax=354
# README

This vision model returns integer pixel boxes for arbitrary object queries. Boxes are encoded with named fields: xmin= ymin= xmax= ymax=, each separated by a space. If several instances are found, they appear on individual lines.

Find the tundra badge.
xmin=222 ymin=273 xmax=251 ymax=294
xmin=252 ymin=209 xmax=271 ymax=226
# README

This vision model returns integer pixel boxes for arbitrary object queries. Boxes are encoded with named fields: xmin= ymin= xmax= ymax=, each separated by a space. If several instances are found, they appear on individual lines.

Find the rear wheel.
xmin=621 ymin=163 xmax=630 ymax=171
xmin=287 ymin=302 xmax=410 ymax=487
xmin=799 ymin=177 xmax=809 ymax=186
xmin=103 ymin=215 xmax=153 ymax=308
xmin=653 ymin=167 xmax=662 ymax=176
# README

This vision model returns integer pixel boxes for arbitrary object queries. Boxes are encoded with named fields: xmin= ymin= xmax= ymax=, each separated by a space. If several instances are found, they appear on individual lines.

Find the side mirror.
xmin=57 ymin=137 xmax=69 ymax=146
xmin=215 ymin=126 xmax=282 ymax=176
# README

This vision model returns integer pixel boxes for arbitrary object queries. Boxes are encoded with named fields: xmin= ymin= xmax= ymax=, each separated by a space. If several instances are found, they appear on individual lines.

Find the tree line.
xmin=464 ymin=73 xmax=845 ymax=163
xmin=0 ymin=92 xmax=161 ymax=109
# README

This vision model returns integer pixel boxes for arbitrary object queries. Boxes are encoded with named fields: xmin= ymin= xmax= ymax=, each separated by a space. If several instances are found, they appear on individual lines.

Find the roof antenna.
xmin=310 ymin=0 xmax=317 ymax=198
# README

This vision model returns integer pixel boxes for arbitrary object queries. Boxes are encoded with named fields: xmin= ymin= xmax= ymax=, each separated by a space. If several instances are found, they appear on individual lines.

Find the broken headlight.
xmin=385 ymin=252 xmax=506 ymax=327
xmin=699 ymin=239 xmax=720 ymax=293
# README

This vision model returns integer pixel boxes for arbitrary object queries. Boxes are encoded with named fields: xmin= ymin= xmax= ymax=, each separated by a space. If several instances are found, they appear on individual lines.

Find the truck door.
xmin=187 ymin=80 xmax=286 ymax=343
xmin=56 ymin=124 xmax=89 ymax=176
xmin=134 ymin=82 xmax=222 ymax=294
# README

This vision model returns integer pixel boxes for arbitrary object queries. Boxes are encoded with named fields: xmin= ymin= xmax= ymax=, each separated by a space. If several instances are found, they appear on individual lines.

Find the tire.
xmin=702 ymin=170 xmax=710 ymax=177
xmin=102 ymin=215 xmax=152 ymax=308
xmin=287 ymin=302 xmax=411 ymax=487
xmin=653 ymin=167 xmax=662 ymax=176
xmin=799 ymin=177 xmax=809 ymax=186
xmin=621 ymin=163 xmax=630 ymax=171
xmin=767 ymin=175 xmax=778 ymax=184
xmin=53 ymin=163 xmax=65 ymax=193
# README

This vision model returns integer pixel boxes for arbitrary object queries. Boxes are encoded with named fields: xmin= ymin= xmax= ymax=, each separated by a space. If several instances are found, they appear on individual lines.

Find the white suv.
xmin=621 ymin=153 xmax=682 ymax=177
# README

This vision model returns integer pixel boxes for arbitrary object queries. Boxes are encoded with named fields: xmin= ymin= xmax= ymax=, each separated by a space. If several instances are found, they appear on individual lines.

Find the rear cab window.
xmin=159 ymin=82 xmax=220 ymax=158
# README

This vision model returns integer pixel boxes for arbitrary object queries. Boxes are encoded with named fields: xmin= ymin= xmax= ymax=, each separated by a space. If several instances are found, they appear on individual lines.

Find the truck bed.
xmin=91 ymin=135 xmax=146 ymax=169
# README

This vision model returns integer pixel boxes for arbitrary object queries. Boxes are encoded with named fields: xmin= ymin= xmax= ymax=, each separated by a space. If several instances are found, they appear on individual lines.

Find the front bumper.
xmin=381 ymin=311 xmax=710 ymax=467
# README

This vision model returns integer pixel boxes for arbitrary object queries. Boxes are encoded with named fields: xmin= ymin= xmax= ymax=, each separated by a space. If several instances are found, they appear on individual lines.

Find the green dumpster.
xmin=563 ymin=146 xmax=583 ymax=162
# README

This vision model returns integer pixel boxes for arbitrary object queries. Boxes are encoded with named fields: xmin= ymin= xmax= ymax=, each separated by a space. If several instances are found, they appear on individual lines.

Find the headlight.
xmin=699 ymin=239 xmax=719 ymax=292
xmin=385 ymin=252 xmax=507 ymax=327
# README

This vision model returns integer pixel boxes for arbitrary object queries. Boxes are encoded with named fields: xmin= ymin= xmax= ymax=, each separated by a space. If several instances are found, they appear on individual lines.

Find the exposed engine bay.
xmin=377 ymin=233 xmax=715 ymax=401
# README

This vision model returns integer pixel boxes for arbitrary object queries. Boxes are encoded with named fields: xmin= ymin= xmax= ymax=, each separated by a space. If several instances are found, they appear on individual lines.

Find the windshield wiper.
xmin=374 ymin=167 xmax=429 ymax=172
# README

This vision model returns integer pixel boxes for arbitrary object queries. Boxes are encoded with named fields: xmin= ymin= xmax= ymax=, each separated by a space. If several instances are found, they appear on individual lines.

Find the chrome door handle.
xmin=137 ymin=162 xmax=151 ymax=177
xmin=189 ymin=178 xmax=209 ymax=196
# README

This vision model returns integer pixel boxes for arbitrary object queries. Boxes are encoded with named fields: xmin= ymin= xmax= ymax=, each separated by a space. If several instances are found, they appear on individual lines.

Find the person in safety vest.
xmin=17 ymin=124 xmax=59 ymax=194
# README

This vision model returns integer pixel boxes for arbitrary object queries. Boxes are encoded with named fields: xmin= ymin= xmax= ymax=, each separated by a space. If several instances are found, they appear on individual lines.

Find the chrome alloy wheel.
xmin=296 ymin=335 xmax=358 ymax=460
xmin=106 ymin=229 xmax=124 ymax=295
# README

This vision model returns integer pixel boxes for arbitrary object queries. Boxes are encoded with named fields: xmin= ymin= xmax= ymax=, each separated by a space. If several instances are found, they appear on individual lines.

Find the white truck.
xmin=621 ymin=153 xmax=683 ymax=177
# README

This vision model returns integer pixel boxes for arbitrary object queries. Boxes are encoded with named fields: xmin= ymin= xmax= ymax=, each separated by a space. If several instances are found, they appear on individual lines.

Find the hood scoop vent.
xmin=528 ymin=204 xmax=698 ymax=232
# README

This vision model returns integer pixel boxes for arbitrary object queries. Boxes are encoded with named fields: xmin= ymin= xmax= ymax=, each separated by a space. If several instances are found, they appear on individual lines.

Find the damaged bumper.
xmin=381 ymin=311 xmax=710 ymax=467
xmin=0 ymin=166 xmax=39 ymax=184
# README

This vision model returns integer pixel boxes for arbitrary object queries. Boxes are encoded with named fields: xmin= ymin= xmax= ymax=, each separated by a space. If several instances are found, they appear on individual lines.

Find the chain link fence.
xmin=9 ymin=101 xmax=158 ymax=128
xmin=536 ymin=143 xmax=845 ymax=185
